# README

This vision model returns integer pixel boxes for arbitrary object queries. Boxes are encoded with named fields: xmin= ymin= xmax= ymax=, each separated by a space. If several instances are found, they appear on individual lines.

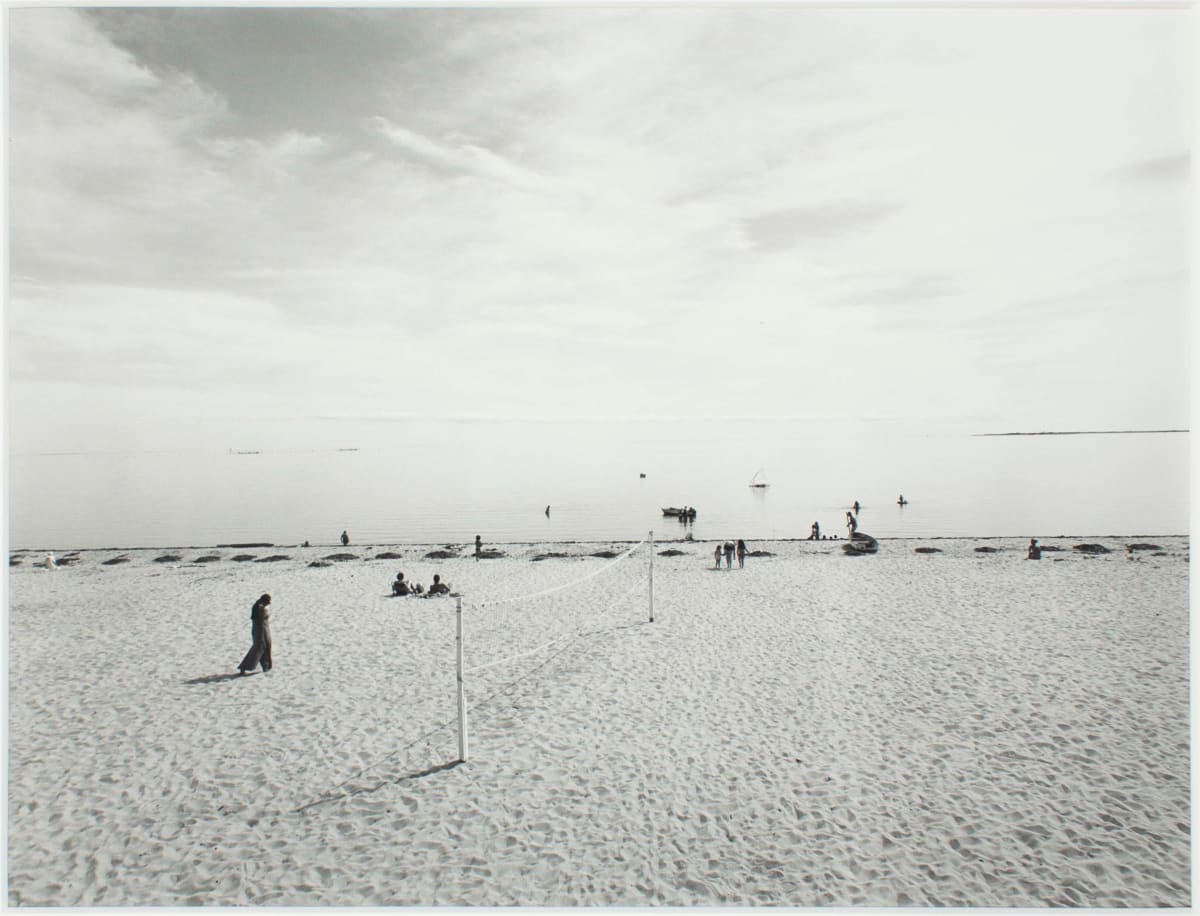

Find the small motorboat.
xmin=842 ymin=532 xmax=879 ymax=555
xmin=662 ymin=507 xmax=698 ymax=519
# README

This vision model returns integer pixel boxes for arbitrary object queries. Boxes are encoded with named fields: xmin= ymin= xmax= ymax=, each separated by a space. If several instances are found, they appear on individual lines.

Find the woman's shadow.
xmin=183 ymin=671 xmax=258 ymax=685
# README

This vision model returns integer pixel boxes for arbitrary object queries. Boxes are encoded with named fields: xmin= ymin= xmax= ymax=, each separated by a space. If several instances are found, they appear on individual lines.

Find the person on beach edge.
xmin=238 ymin=594 xmax=273 ymax=675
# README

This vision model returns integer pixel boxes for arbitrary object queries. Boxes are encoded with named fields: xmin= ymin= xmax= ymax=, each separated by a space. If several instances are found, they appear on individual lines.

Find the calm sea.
xmin=6 ymin=420 xmax=1190 ymax=550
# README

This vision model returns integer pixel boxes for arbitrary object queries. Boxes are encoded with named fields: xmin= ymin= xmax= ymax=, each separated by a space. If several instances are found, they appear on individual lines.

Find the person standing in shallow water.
xmin=475 ymin=535 xmax=482 ymax=560
xmin=238 ymin=594 xmax=273 ymax=675
xmin=341 ymin=530 xmax=350 ymax=547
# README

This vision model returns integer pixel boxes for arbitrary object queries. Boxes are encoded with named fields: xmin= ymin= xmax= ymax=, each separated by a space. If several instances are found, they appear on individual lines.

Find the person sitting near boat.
xmin=1026 ymin=538 xmax=1041 ymax=560
xmin=426 ymin=574 xmax=450 ymax=596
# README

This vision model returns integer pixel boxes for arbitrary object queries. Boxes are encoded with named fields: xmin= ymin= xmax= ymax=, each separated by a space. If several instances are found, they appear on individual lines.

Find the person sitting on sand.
xmin=426 ymin=574 xmax=450 ymax=596
xmin=1027 ymin=538 xmax=1041 ymax=560
xmin=392 ymin=572 xmax=411 ymax=596
xmin=238 ymin=594 xmax=273 ymax=675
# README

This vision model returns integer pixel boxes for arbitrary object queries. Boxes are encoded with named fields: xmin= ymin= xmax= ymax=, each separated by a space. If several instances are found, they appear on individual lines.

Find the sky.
xmin=5 ymin=3 xmax=1193 ymax=453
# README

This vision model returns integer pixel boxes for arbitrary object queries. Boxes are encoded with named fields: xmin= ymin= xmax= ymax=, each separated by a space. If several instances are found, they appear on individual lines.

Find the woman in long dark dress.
xmin=238 ymin=594 xmax=273 ymax=674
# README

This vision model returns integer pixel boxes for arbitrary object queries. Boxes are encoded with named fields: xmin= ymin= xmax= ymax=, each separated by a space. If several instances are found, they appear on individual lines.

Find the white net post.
xmin=648 ymin=530 xmax=655 ymax=623
xmin=456 ymin=596 xmax=469 ymax=762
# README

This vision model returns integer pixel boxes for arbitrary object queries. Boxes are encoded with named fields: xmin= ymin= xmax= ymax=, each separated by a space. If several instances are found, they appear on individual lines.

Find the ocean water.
xmin=6 ymin=420 xmax=1189 ymax=550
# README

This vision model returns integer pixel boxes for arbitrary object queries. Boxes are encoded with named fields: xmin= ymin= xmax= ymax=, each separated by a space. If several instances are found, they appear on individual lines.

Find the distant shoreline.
xmin=7 ymin=534 xmax=1189 ymax=555
xmin=975 ymin=429 xmax=1187 ymax=437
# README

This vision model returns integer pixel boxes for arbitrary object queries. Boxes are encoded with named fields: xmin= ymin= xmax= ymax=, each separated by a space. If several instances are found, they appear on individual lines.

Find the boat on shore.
xmin=842 ymin=532 xmax=879 ymax=555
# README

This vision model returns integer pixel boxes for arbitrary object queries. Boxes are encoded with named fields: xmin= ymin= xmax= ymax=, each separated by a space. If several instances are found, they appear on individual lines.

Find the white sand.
xmin=6 ymin=536 xmax=1190 ymax=906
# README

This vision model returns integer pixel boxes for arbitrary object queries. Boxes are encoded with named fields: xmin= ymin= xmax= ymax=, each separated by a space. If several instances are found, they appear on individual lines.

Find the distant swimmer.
xmin=1027 ymin=538 xmax=1042 ymax=560
xmin=898 ymin=495 xmax=908 ymax=506
xmin=852 ymin=500 xmax=860 ymax=514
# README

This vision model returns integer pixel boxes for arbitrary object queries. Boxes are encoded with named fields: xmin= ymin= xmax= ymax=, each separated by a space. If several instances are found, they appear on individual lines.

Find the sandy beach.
xmin=6 ymin=535 xmax=1190 ymax=906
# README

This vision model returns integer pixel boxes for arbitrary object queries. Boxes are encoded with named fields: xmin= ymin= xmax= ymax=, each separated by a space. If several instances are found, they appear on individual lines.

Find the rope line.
xmin=294 ymin=537 xmax=651 ymax=813
xmin=464 ymin=571 xmax=646 ymax=675
xmin=475 ymin=537 xmax=646 ymax=609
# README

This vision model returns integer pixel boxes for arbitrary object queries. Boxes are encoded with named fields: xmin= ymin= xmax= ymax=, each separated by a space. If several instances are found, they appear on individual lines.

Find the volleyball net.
xmin=451 ymin=532 xmax=656 ymax=761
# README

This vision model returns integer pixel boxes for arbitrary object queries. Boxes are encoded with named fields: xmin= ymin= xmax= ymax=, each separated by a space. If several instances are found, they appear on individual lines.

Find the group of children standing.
xmin=714 ymin=539 xmax=748 ymax=569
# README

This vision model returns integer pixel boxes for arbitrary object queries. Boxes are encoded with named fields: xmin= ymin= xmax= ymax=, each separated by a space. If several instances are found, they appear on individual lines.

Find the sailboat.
xmin=749 ymin=468 xmax=769 ymax=488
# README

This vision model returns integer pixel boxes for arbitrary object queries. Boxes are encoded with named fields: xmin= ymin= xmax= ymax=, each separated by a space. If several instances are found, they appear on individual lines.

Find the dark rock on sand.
xmin=193 ymin=555 xmax=221 ymax=564
xmin=154 ymin=555 xmax=182 ymax=563
xmin=915 ymin=547 xmax=942 ymax=554
xmin=1040 ymin=545 xmax=1063 ymax=552
xmin=532 ymin=552 xmax=572 ymax=562
xmin=658 ymin=549 xmax=688 ymax=557
xmin=424 ymin=549 xmax=458 ymax=560
xmin=9 ymin=557 xmax=22 ymax=566
xmin=255 ymin=555 xmax=291 ymax=563
xmin=324 ymin=553 xmax=358 ymax=562
xmin=974 ymin=546 xmax=1000 ymax=553
xmin=102 ymin=556 xmax=131 ymax=565
xmin=231 ymin=555 xmax=257 ymax=562
xmin=1127 ymin=543 xmax=1161 ymax=552
xmin=376 ymin=552 xmax=405 ymax=560
xmin=478 ymin=548 xmax=505 ymax=559
xmin=217 ymin=542 xmax=274 ymax=548
xmin=591 ymin=550 xmax=620 ymax=559
xmin=748 ymin=550 xmax=774 ymax=558
xmin=308 ymin=560 xmax=333 ymax=568
xmin=1073 ymin=544 xmax=1111 ymax=554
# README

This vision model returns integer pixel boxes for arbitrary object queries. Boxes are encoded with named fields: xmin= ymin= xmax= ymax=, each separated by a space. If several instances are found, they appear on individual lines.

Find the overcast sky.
xmin=6 ymin=4 xmax=1192 ymax=451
